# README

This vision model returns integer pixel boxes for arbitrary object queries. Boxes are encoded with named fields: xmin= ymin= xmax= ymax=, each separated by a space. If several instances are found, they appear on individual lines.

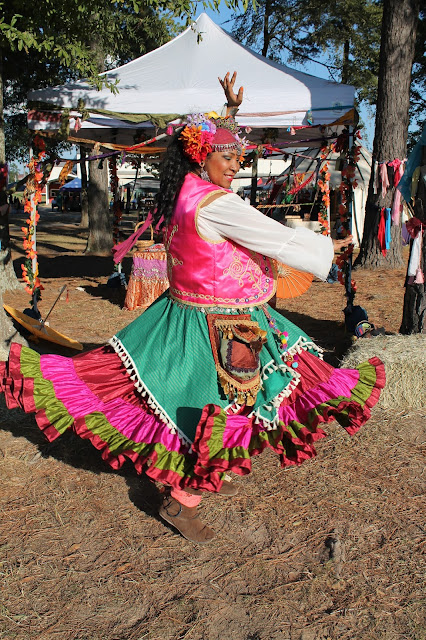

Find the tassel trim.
xmin=108 ymin=335 xmax=193 ymax=447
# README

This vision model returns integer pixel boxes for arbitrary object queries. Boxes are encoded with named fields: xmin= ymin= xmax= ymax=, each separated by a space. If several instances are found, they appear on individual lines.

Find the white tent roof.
xmin=28 ymin=13 xmax=355 ymax=147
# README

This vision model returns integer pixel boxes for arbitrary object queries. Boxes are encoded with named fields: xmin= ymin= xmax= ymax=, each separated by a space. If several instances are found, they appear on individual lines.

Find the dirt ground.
xmin=0 ymin=207 xmax=424 ymax=640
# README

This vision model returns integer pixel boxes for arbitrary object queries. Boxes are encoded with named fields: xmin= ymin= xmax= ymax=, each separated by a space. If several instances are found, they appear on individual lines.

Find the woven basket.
xmin=135 ymin=222 xmax=154 ymax=250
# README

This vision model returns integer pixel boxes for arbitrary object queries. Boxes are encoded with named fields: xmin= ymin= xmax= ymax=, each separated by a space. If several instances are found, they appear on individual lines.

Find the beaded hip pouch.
xmin=207 ymin=314 xmax=267 ymax=406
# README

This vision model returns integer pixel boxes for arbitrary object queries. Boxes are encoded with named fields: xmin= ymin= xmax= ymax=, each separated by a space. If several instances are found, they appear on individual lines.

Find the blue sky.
xmin=197 ymin=2 xmax=375 ymax=150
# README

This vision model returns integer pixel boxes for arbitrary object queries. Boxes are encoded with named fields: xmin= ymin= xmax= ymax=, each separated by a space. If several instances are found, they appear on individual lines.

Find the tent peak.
xmin=28 ymin=11 xmax=355 ymax=143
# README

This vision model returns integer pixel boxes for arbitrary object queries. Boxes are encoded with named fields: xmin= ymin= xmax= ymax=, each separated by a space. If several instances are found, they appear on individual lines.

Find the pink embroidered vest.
xmin=164 ymin=173 xmax=276 ymax=308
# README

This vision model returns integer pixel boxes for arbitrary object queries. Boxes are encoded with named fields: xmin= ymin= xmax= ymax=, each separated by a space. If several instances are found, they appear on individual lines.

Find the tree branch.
xmin=273 ymin=36 xmax=341 ymax=81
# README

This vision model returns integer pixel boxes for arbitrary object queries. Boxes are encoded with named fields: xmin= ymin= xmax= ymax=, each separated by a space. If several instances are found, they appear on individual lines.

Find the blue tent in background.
xmin=60 ymin=177 xmax=81 ymax=191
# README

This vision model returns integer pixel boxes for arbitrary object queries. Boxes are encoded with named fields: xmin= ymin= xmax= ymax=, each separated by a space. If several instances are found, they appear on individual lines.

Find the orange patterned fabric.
xmin=124 ymin=245 xmax=169 ymax=311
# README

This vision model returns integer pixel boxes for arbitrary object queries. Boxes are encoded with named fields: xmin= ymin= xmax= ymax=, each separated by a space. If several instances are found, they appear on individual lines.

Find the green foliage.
xmin=8 ymin=162 xmax=20 ymax=183
xmin=295 ymin=0 xmax=382 ymax=101
xmin=1 ymin=0 xmax=247 ymax=160
xmin=408 ymin=8 xmax=425 ymax=151
xmin=1 ymin=1 xmax=171 ymax=160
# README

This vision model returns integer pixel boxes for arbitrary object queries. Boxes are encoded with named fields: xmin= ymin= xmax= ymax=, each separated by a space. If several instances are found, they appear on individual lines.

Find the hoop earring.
xmin=200 ymin=164 xmax=211 ymax=183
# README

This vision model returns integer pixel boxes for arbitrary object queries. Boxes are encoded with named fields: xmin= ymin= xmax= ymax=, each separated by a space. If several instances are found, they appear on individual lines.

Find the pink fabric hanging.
xmin=391 ymin=188 xmax=402 ymax=225
xmin=380 ymin=163 xmax=389 ymax=198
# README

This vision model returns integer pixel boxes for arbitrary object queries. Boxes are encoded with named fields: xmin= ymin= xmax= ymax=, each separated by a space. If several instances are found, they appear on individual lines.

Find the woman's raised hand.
xmin=218 ymin=71 xmax=243 ymax=109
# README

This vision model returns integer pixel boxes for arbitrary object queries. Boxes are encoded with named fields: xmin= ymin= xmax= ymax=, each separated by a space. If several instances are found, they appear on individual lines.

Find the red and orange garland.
xmin=317 ymin=147 xmax=331 ymax=235
xmin=335 ymin=244 xmax=356 ymax=290
xmin=21 ymin=134 xmax=46 ymax=300
xmin=109 ymin=157 xmax=122 ymax=245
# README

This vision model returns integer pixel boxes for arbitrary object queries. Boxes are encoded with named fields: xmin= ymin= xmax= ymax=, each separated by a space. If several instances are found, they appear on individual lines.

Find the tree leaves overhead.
xmin=1 ymin=1 xmax=170 ymax=159
xmin=1 ymin=0 xmax=246 ymax=160
xmin=1 ymin=1 xmax=173 ymax=89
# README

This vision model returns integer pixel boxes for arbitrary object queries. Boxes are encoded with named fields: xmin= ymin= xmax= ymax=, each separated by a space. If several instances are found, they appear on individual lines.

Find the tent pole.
xmin=346 ymin=126 xmax=354 ymax=305
xmin=352 ymin=194 xmax=361 ymax=246
xmin=28 ymin=145 xmax=40 ymax=316
xmin=250 ymin=148 xmax=259 ymax=207
xmin=327 ymin=196 xmax=331 ymax=235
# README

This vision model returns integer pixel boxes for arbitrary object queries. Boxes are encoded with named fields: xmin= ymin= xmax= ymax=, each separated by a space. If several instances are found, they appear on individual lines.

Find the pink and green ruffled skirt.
xmin=0 ymin=295 xmax=385 ymax=493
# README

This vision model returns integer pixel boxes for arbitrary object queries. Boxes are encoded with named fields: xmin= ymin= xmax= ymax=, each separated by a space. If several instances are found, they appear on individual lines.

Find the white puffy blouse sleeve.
xmin=197 ymin=192 xmax=334 ymax=281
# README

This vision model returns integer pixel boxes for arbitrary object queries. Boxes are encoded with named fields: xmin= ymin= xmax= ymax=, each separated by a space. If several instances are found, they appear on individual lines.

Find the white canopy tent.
xmin=275 ymin=146 xmax=373 ymax=246
xmin=28 ymin=13 xmax=356 ymax=150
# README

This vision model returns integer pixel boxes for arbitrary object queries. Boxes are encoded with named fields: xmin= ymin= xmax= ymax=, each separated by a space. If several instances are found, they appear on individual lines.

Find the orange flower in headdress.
xmin=180 ymin=125 xmax=213 ymax=164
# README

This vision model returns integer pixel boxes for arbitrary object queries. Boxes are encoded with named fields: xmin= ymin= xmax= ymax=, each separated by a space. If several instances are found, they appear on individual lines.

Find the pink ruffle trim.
xmin=1 ymin=343 xmax=385 ymax=493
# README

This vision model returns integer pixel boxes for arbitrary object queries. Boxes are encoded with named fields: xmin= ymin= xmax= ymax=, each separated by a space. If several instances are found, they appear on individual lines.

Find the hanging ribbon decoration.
xmin=58 ymin=160 xmax=74 ymax=187
xmin=109 ymin=157 xmax=123 ymax=245
xmin=288 ymin=170 xmax=316 ymax=194
xmin=21 ymin=134 xmax=46 ymax=304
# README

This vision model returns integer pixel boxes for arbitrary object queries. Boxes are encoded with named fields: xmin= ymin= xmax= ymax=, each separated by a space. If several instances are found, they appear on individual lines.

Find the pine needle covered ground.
xmin=0 ymin=208 xmax=424 ymax=640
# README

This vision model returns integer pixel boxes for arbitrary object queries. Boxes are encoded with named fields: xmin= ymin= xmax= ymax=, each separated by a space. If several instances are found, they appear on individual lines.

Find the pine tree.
xmin=355 ymin=0 xmax=421 ymax=269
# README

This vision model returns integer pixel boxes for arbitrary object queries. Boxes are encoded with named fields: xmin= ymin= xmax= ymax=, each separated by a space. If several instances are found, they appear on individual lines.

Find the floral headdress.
xmin=179 ymin=112 xmax=247 ymax=164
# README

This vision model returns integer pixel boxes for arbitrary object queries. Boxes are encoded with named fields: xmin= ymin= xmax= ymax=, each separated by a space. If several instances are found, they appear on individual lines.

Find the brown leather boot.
xmin=185 ymin=479 xmax=239 ymax=497
xmin=159 ymin=496 xmax=215 ymax=543
xmin=218 ymin=479 xmax=239 ymax=496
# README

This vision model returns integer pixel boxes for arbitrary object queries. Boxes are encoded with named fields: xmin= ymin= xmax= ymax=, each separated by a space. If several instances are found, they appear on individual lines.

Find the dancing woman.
xmin=1 ymin=73 xmax=385 ymax=543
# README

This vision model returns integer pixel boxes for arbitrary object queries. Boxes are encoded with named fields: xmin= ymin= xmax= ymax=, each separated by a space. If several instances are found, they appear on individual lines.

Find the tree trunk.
xmin=355 ymin=0 xmax=420 ymax=269
xmin=341 ymin=39 xmax=350 ymax=84
xmin=79 ymin=146 xmax=89 ymax=227
xmin=85 ymin=145 xmax=112 ymax=254
xmin=0 ymin=50 xmax=25 ymax=354
xmin=83 ymin=28 xmax=111 ymax=251
xmin=0 ymin=50 xmax=20 ymax=292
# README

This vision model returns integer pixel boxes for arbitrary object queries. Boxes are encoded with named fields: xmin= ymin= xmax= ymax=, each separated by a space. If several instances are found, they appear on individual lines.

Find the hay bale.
xmin=340 ymin=334 xmax=426 ymax=410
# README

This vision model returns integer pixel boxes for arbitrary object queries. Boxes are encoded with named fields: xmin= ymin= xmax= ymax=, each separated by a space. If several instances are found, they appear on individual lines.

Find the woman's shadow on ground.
xmin=12 ymin=254 xmax=131 ymax=308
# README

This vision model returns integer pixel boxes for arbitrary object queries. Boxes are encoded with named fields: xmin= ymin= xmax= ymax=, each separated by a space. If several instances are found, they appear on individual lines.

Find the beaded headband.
xmin=179 ymin=113 xmax=246 ymax=164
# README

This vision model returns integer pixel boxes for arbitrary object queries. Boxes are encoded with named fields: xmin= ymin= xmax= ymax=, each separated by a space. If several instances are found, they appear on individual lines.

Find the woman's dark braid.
xmin=154 ymin=134 xmax=193 ymax=229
